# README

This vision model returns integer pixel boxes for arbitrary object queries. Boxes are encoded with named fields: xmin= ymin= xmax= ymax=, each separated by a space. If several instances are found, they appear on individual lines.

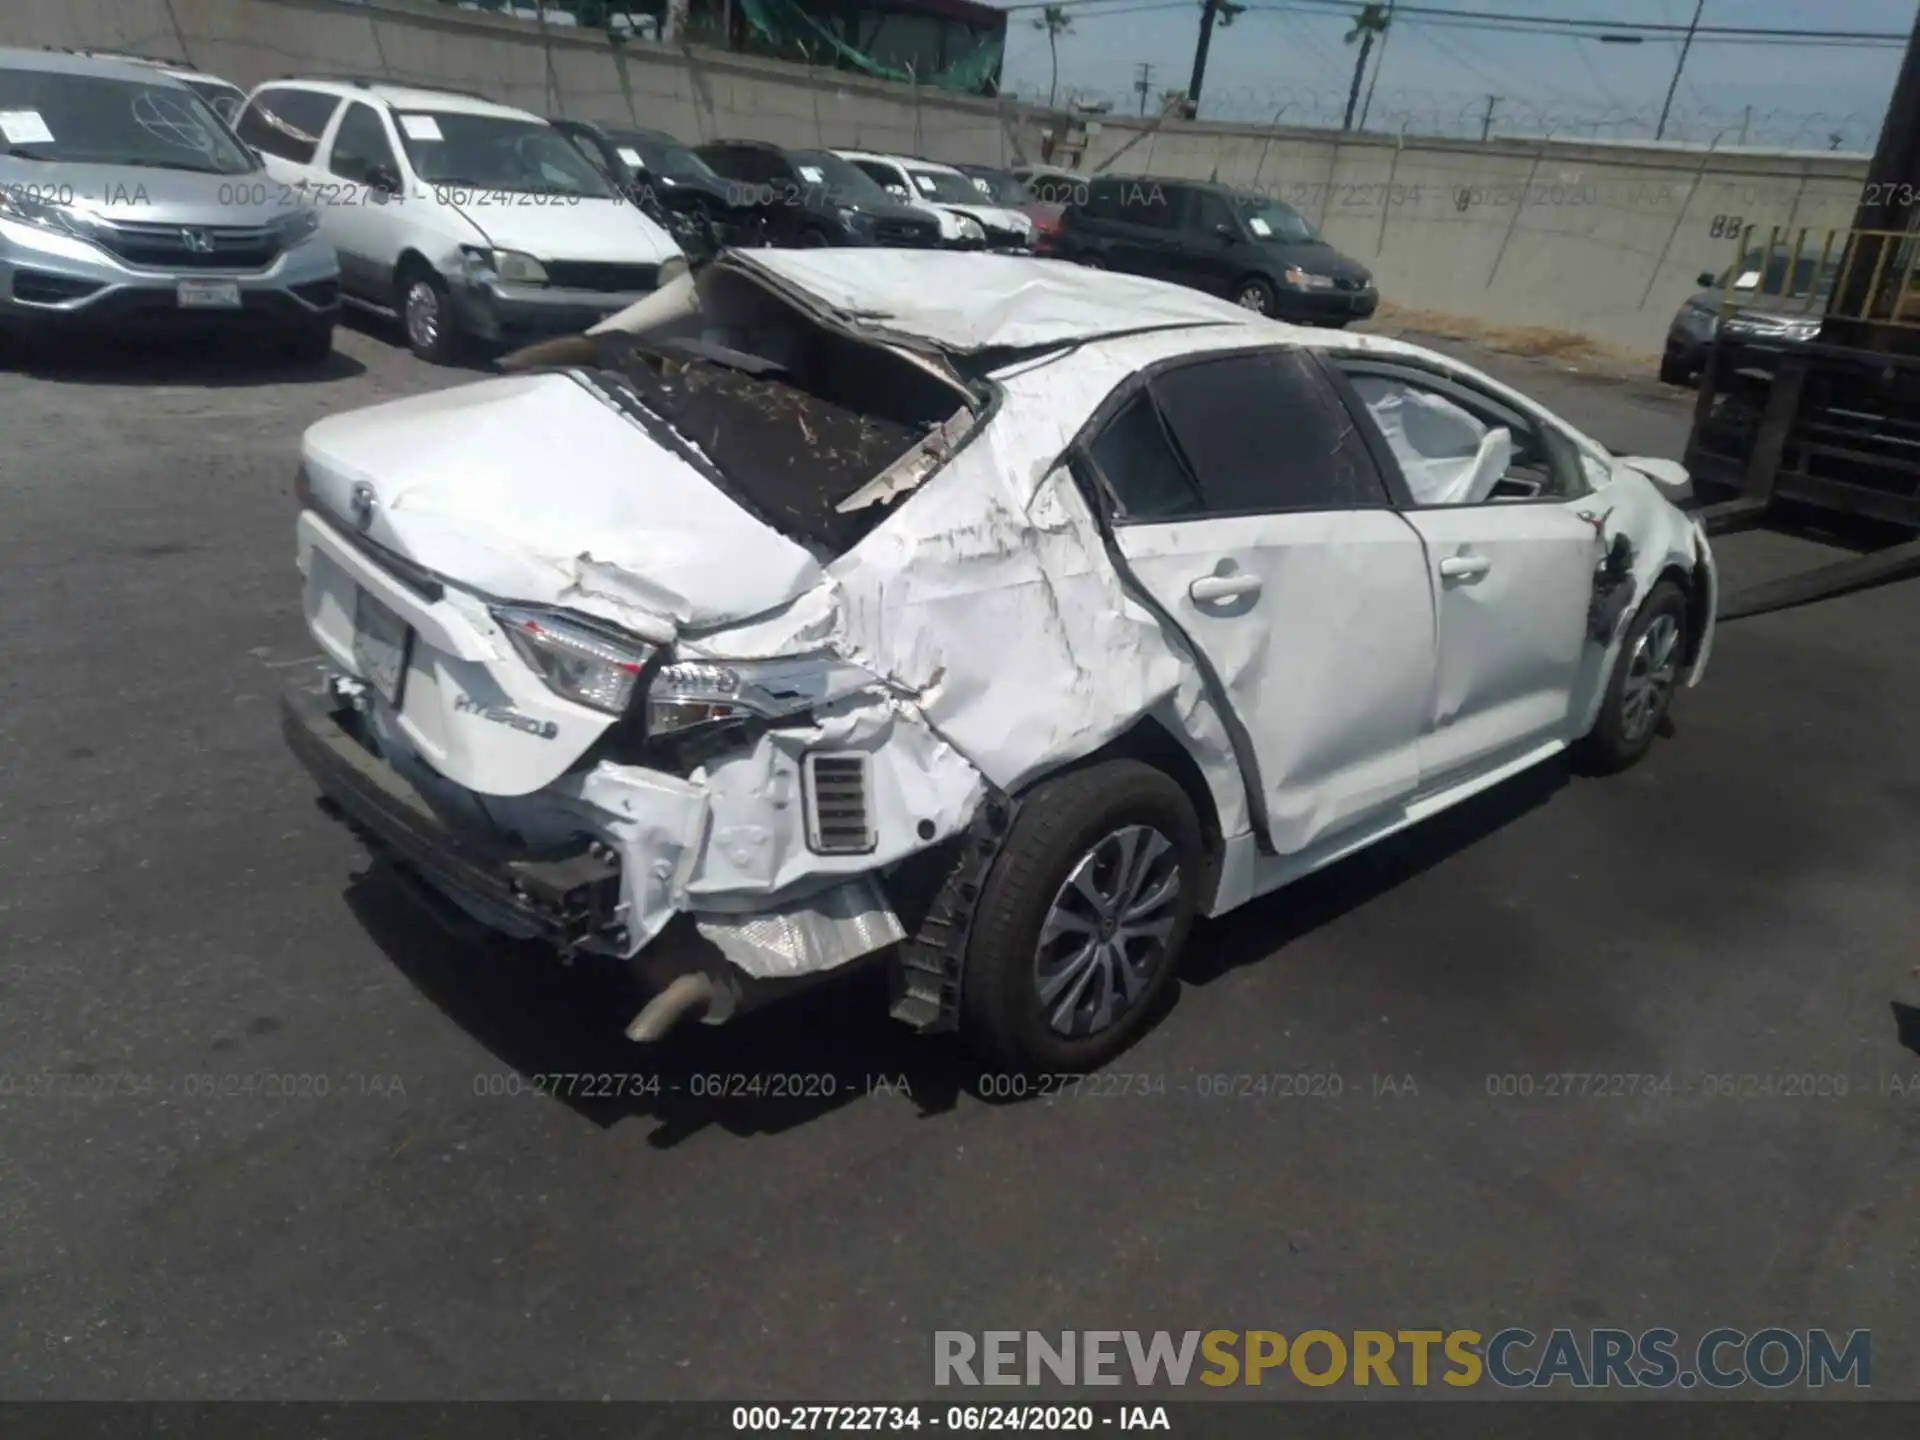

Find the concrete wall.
xmin=1 ymin=0 xmax=1873 ymax=353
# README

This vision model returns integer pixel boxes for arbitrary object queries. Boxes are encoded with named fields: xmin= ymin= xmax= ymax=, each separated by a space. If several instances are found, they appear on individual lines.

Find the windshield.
xmin=1232 ymin=193 xmax=1318 ymax=243
xmin=0 ymin=67 xmax=256 ymax=173
xmin=396 ymin=112 xmax=615 ymax=198
xmin=962 ymin=167 xmax=1027 ymax=206
xmin=906 ymin=167 xmax=986 ymax=206
xmin=612 ymin=132 xmax=719 ymax=183
xmin=789 ymin=149 xmax=886 ymax=201
xmin=1722 ymin=250 xmax=1839 ymax=298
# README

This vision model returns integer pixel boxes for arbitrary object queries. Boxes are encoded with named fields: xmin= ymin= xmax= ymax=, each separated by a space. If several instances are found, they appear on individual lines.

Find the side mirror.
xmin=368 ymin=163 xmax=402 ymax=195
xmin=1214 ymin=222 xmax=1239 ymax=242
xmin=1696 ymin=271 xmax=1717 ymax=288
xmin=886 ymin=184 xmax=909 ymax=198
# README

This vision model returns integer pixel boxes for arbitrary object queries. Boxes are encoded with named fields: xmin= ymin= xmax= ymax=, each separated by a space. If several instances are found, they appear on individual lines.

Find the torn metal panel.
xmin=687 ymin=699 xmax=986 ymax=906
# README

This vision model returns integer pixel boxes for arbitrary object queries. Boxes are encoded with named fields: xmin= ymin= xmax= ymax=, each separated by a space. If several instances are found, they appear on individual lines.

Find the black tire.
xmin=397 ymin=263 xmax=462 ymax=364
xmin=1577 ymin=579 xmax=1689 ymax=775
xmin=962 ymin=760 xmax=1203 ymax=1074
xmin=1234 ymin=276 xmax=1278 ymax=315
xmin=1657 ymin=350 xmax=1692 ymax=386
xmin=280 ymin=316 xmax=335 ymax=366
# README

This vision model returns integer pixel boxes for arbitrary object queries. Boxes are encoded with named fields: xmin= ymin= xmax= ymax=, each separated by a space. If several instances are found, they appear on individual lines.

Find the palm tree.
xmin=1033 ymin=6 xmax=1074 ymax=109
xmin=1342 ymin=1 xmax=1392 ymax=131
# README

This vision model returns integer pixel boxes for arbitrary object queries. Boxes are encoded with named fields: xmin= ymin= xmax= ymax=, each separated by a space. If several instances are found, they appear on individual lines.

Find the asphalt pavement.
xmin=0 ymin=317 xmax=1914 ymax=1401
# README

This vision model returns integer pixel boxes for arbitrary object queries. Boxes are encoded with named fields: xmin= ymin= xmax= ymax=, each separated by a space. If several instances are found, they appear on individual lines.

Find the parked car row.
xmin=1 ymin=43 xmax=1385 ymax=372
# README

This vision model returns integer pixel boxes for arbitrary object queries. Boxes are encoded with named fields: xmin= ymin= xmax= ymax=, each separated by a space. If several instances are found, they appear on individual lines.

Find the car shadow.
xmin=9 ymin=331 xmax=366 ymax=386
xmin=342 ymin=859 xmax=975 ymax=1146
xmin=337 ymin=305 xmax=501 ymax=375
xmin=339 ymin=759 xmax=1573 ymax=1138
xmin=1181 ymin=756 xmax=1571 ymax=987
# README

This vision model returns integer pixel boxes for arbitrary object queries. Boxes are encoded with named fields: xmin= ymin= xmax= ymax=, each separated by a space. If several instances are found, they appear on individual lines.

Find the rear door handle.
xmin=1439 ymin=555 xmax=1491 ymax=581
xmin=1189 ymin=573 xmax=1263 ymax=603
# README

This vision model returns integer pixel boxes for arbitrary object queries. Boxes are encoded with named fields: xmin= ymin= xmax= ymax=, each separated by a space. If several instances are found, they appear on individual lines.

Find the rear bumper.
xmin=282 ymin=684 xmax=624 ymax=949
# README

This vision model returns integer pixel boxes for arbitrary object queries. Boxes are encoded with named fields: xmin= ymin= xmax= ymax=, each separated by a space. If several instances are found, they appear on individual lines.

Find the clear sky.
xmin=990 ymin=0 xmax=1919 ymax=150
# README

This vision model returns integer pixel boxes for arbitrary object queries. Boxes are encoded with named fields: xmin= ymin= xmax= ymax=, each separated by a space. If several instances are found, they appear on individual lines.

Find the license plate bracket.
xmin=177 ymin=279 xmax=241 ymax=309
xmin=352 ymin=589 xmax=413 ymax=708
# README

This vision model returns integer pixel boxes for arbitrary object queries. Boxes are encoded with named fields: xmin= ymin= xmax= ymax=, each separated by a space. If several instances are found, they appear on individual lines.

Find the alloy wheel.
xmin=1033 ymin=824 xmax=1183 ymax=1038
xmin=405 ymin=279 xmax=441 ymax=353
xmin=1621 ymin=612 xmax=1682 ymax=743
xmin=1236 ymin=283 xmax=1271 ymax=313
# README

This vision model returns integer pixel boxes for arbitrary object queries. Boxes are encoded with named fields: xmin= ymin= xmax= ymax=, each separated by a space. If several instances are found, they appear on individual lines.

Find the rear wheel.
xmin=962 ymin=760 xmax=1202 ymax=1074
xmin=1658 ymin=349 xmax=1692 ymax=386
xmin=1578 ymin=580 xmax=1688 ymax=774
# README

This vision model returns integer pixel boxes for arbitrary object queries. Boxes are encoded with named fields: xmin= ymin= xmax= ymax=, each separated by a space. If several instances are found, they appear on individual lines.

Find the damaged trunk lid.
xmin=299 ymin=370 xmax=823 ymax=637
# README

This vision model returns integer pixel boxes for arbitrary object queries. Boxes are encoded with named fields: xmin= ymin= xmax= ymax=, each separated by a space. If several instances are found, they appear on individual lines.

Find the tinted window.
xmin=1087 ymin=392 xmax=1203 ymax=521
xmin=1152 ymin=352 xmax=1387 ymax=513
xmin=701 ymin=145 xmax=778 ymax=184
xmin=328 ymin=101 xmax=397 ymax=184
xmin=1187 ymin=189 xmax=1236 ymax=236
xmin=612 ymin=132 xmax=720 ymax=182
xmin=1078 ymin=178 xmax=1121 ymax=220
xmin=1115 ymin=179 xmax=1174 ymax=230
xmin=235 ymin=86 xmax=341 ymax=165
xmin=852 ymin=158 xmax=904 ymax=192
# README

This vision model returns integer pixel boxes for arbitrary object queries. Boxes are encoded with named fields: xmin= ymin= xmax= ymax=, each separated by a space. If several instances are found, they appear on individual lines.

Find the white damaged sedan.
xmin=284 ymin=250 xmax=1716 ymax=1071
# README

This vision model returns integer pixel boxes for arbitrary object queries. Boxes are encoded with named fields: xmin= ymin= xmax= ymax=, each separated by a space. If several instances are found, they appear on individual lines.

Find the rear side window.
xmin=1151 ymin=352 xmax=1387 ymax=513
xmin=236 ymin=87 xmax=341 ymax=164
xmin=1086 ymin=392 xmax=1203 ymax=521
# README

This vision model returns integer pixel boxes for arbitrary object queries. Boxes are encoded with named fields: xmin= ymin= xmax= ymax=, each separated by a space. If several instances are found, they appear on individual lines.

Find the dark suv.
xmin=552 ymin=119 xmax=743 ymax=260
xmin=691 ymin=140 xmax=941 ymax=249
xmin=1055 ymin=177 xmax=1377 ymax=324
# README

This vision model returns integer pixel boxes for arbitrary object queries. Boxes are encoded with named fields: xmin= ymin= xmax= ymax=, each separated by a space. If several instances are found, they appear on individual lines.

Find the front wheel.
xmin=1578 ymin=580 xmax=1688 ymax=774
xmin=962 ymin=760 xmax=1202 ymax=1074
xmin=1234 ymin=277 xmax=1277 ymax=314
xmin=400 ymin=267 xmax=462 ymax=364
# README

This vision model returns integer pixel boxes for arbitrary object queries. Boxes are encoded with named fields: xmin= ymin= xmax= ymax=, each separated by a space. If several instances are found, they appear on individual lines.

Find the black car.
xmin=1054 ymin=176 xmax=1377 ymax=323
xmin=691 ymin=140 xmax=942 ymax=249
xmin=551 ymin=119 xmax=744 ymax=260
xmin=1661 ymin=249 xmax=1835 ymax=384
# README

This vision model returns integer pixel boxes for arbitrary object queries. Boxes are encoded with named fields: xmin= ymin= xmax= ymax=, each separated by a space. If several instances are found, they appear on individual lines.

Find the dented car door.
xmin=1085 ymin=350 xmax=1437 ymax=855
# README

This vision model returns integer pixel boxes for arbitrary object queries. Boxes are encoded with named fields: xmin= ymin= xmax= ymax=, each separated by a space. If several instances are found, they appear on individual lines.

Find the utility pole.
xmin=1738 ymin=103 xmax=1751 ymax=146
xmin=1357 ymin=0 xmax=1397 ymax=132
xmin=1656 ymin=0 xmax=1705 ymax=141
xmin=1187 ymin=0 xmax=1220 ymax=118
xmin=1134 ymin=61 xmax=1155 ymax=117
xmin=1481 ymin=93 xmax=1499 ymax=141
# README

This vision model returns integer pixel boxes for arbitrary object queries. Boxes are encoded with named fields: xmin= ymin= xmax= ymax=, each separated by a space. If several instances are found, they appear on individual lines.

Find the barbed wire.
xmin=1007 ymin=81 xmax=1875 ymax=152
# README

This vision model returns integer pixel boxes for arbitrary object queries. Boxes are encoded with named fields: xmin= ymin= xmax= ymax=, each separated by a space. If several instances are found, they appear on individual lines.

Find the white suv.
xmin=836 ymin=150 xmax=1035 ymax=251
xmin=233 ymin=78 xmax=682 ymax=362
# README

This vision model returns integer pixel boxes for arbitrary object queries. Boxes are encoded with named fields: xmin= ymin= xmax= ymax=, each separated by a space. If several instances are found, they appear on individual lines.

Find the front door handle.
xmin=1189 ymin=573 xmax=1263 ymax=603
xmin=1439 ymin=554 xmax=1492 ymax=581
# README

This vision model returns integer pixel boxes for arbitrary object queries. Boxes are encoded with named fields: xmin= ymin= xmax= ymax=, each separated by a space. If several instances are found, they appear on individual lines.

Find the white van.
xmin=234 ymin=78 xmax=682 ymax=361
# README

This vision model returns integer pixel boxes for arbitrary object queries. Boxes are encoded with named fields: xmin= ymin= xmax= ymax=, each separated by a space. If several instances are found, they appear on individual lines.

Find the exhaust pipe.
xmin=626 ymin=972 xmax=720 ymax=1043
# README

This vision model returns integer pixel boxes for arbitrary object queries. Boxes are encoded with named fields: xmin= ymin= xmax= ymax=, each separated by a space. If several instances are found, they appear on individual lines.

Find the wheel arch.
xmin=1659 ymin=558 xmax=1709 ymax=664
xmin=1013 ymin=716 xmax=1228 ymax=906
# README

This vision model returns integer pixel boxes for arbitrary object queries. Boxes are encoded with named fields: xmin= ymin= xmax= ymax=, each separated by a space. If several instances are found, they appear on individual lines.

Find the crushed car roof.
xmin=731 ymin=250 xmax=1266 ymax=354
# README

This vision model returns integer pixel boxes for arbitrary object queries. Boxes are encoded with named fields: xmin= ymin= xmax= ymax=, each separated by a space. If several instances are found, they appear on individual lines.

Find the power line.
xmin=1012 ymin=0 xmax=1910 ymax=42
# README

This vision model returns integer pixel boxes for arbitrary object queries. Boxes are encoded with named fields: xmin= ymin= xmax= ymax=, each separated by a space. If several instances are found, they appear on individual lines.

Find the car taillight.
xmin=492 ymin=606 xmax=655 ymax=715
